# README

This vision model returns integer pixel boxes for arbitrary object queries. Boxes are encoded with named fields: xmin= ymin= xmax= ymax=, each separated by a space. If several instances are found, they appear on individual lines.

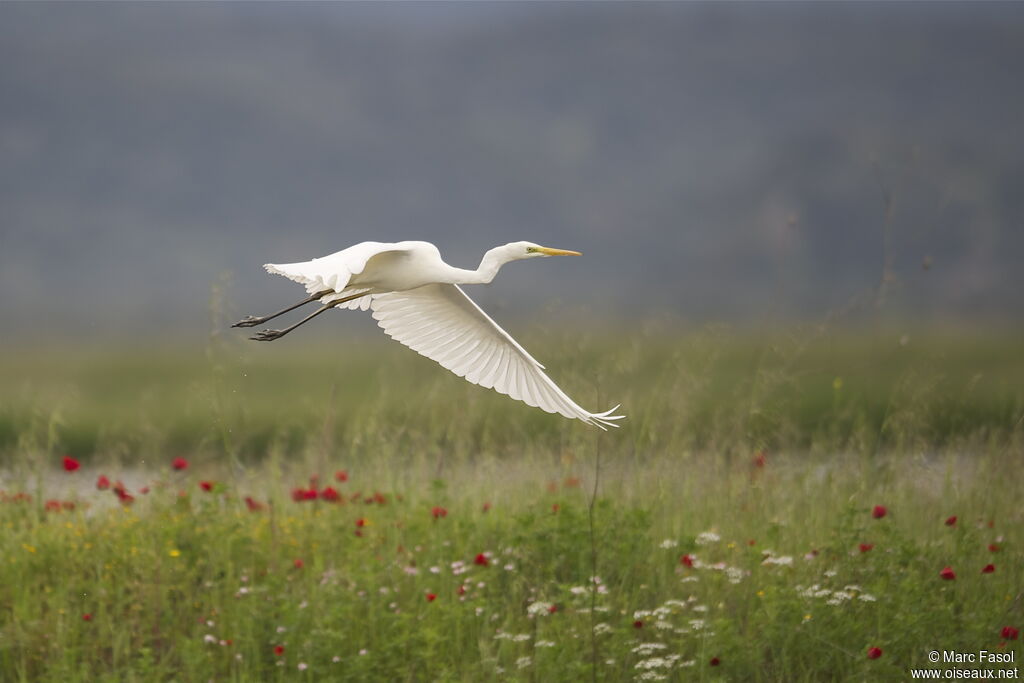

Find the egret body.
xmin=234 ymin=240 xmax=624 ymax=429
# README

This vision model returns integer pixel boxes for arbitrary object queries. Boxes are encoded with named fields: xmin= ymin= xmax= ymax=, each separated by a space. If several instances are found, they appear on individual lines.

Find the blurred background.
xmin=2 ymin=2 xmax=1023 ymax=342
xmin=1 ymin=2 xmax=1022 ymax=463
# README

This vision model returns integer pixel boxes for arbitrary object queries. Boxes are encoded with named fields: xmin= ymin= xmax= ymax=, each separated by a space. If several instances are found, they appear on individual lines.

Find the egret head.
xmin=508 ymin=241 xmax=582 ymax=260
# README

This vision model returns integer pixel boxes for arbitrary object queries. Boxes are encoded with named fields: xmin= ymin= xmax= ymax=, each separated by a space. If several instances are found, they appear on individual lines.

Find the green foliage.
xmin=0 ymin=330 xmax=1021 ymax=680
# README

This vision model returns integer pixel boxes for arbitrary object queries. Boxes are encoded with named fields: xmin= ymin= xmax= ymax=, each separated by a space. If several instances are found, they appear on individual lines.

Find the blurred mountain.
xmin=1 ymin=3 xmax=1022 ymax=341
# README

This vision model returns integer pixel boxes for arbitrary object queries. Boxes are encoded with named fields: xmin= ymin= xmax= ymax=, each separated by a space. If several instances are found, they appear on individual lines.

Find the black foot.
xmin=232 ymin=316 xmax=266 ymax=328
xmin=250 ymin=328 xmax=288 ymax=342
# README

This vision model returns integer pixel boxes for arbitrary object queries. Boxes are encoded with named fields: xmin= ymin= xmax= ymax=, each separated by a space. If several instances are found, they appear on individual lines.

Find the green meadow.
xmin=0 ymin=326 xmax=1022 ymax=681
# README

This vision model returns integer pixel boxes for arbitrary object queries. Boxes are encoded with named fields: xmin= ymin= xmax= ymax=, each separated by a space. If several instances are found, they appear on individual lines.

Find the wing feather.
xmin=370 ymin=284 xmax=623 ymax=428
xmin=264 ymin=241 xmax=415 ymax=297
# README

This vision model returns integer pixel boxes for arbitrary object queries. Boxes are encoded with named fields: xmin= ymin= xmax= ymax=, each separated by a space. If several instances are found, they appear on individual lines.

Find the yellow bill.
xmin=536 ymin=246 xmax=582 ymax=256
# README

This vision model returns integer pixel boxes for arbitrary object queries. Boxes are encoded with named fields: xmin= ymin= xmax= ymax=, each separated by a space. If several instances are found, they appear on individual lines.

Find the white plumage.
xmin=237 ymin=240 xmax=624 ymax=429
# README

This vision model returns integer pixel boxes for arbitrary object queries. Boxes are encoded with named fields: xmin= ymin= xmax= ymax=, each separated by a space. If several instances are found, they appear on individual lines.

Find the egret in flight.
xmin=233 ymin=241 xmax=624 ymax=429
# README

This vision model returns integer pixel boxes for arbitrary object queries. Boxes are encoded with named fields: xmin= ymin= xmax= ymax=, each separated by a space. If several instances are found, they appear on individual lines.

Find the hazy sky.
xmin=2 ymin=2 xmax=1022 ymax=342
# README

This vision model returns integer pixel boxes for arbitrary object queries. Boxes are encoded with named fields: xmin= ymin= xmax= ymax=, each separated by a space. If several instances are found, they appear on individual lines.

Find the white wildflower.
xmin=516 ymin=656 xmax=532 ymax=670
xmin=527 ymin=601 xmax=554 ymax=616
xmin=203 ymin=634 xmax=216 ymax=644
xmin=632 ymin=642 xmax=668 ymax=655
xmin=635 ymin=657 xmax=672 ymax=670
xmin=659 ymin=539 xmax=678 ymax=549
xmin=695 ymin=531 xmax=721 ymax=545
xmin=536 ymin=640 xmax=556 ymax=648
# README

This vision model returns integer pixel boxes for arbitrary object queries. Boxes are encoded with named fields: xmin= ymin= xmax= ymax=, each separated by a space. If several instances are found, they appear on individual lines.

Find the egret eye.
xmin=526 ymin=247 xmax=536 ymax=253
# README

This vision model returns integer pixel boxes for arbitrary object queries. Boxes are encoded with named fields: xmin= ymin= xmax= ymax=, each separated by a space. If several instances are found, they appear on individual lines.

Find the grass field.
xmin=1 ymin=326 xmax=1022 ymax=681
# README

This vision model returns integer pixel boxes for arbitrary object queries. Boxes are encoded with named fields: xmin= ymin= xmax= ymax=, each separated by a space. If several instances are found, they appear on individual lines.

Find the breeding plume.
xmin=234 ymin=241 xmax=624 ymax=429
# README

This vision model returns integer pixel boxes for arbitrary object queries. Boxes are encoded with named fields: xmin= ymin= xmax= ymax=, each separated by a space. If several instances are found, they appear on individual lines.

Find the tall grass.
xmin=0 ymin=327 xmax=1021 ymax=681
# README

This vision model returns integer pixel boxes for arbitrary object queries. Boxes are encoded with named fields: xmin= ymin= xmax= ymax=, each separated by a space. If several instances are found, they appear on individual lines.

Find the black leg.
xmin=232 ymin=290 xmax=333 ymax=328
xmin=249 ymin=291 xmax=369 ymax=341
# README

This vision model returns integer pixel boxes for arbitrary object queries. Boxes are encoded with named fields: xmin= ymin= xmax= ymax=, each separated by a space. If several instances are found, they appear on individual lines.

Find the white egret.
xmin=234 ymin=240 xmax=624 ymax=429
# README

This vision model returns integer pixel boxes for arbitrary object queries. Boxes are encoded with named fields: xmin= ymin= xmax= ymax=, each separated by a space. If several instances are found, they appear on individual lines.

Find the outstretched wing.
xmin=369 ymin=284 xmax=624 ymax=429
xmin=264 ymin=241 xmax=410 ymax=310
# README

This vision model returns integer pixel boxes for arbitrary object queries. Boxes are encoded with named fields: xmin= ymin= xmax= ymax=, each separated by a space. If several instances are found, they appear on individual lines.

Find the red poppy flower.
xmin=457 ymin=585 xmax=466 ymax=596
xmin=62 ymin=500 xmax=75 ymax=510
xmin=82 ymin=613 xmax=92 ymax=622
xmin=1001 ymin=626 xmax=1019 ymax=640
xmin=139 ymin=486 xmax=149 ymax=495
xmin=117 ymin=491 xmax=135 ymax=505
xmin=752 ymin=450 xmax=767 ymax=468
xmin=273 ymin=645 xmax=285 ymax=656
xmin=474 ymin=553 xmax=489 ymax=567
xmin=335 ymin=470 xmax=348 ymax=482
xmin=872 ymin=505 xmax=887 ymax=519
xmin=96 ymin=475 xmax=110 ymax=490
xmin=680 ymin=554 xmax=694 ymax=568
xmin=859 ymin=543 xmax=874 ymax=553
xmin=355 ymin=518 xmax=366 ymax=528
xmin=563 ymin=477 xmax=581 ymax=488
xmin=548 ymin=604 xmax=558 ymax=614
xmin=172 ymin=457 xmax=189 ymax=471
xmin=293 ymin=558 xmax=304 ymax=569
xmin=939 ymin=566 xmax=956 ymax=580
xmin=551 ymin=503 xmax=560 ymax=513
xmin=426 ymin=593 xmax=437 ymax=602
xmin=321 ymin=486 xmax=340 ymax=502
xmin=633 ymin=620 xmax=643 ymax=629
xmin=482 ymin=501 xmax=492 ymax=513
xmin=709 ymin=657 xmax=721 ymax=666
xmin=982 ymin=564 xmax=996 ymax=574
xmin=244 ymin=496 xmax=264 ymax=512
xmin=945 ymin=515 xmax=957 ymax=526
xmin=867 ymin=647 xmax=883 ymax=659
xmin=62 ymin=456 xmax=80 ymax=472
xmin=989 ymin=543 xmax=1001 ymax=552
xmin=45 ymin=499 xmax=62 ymax=512
xmin=373 ymin=491 xmax=386 ymax=505
xmin=431 ymin=506 xmax=447 ymax=519
xmin=199 ymin=481 xmax=214 ymax=492
xmin=747 ymin=539 xmax=756 ymax=546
